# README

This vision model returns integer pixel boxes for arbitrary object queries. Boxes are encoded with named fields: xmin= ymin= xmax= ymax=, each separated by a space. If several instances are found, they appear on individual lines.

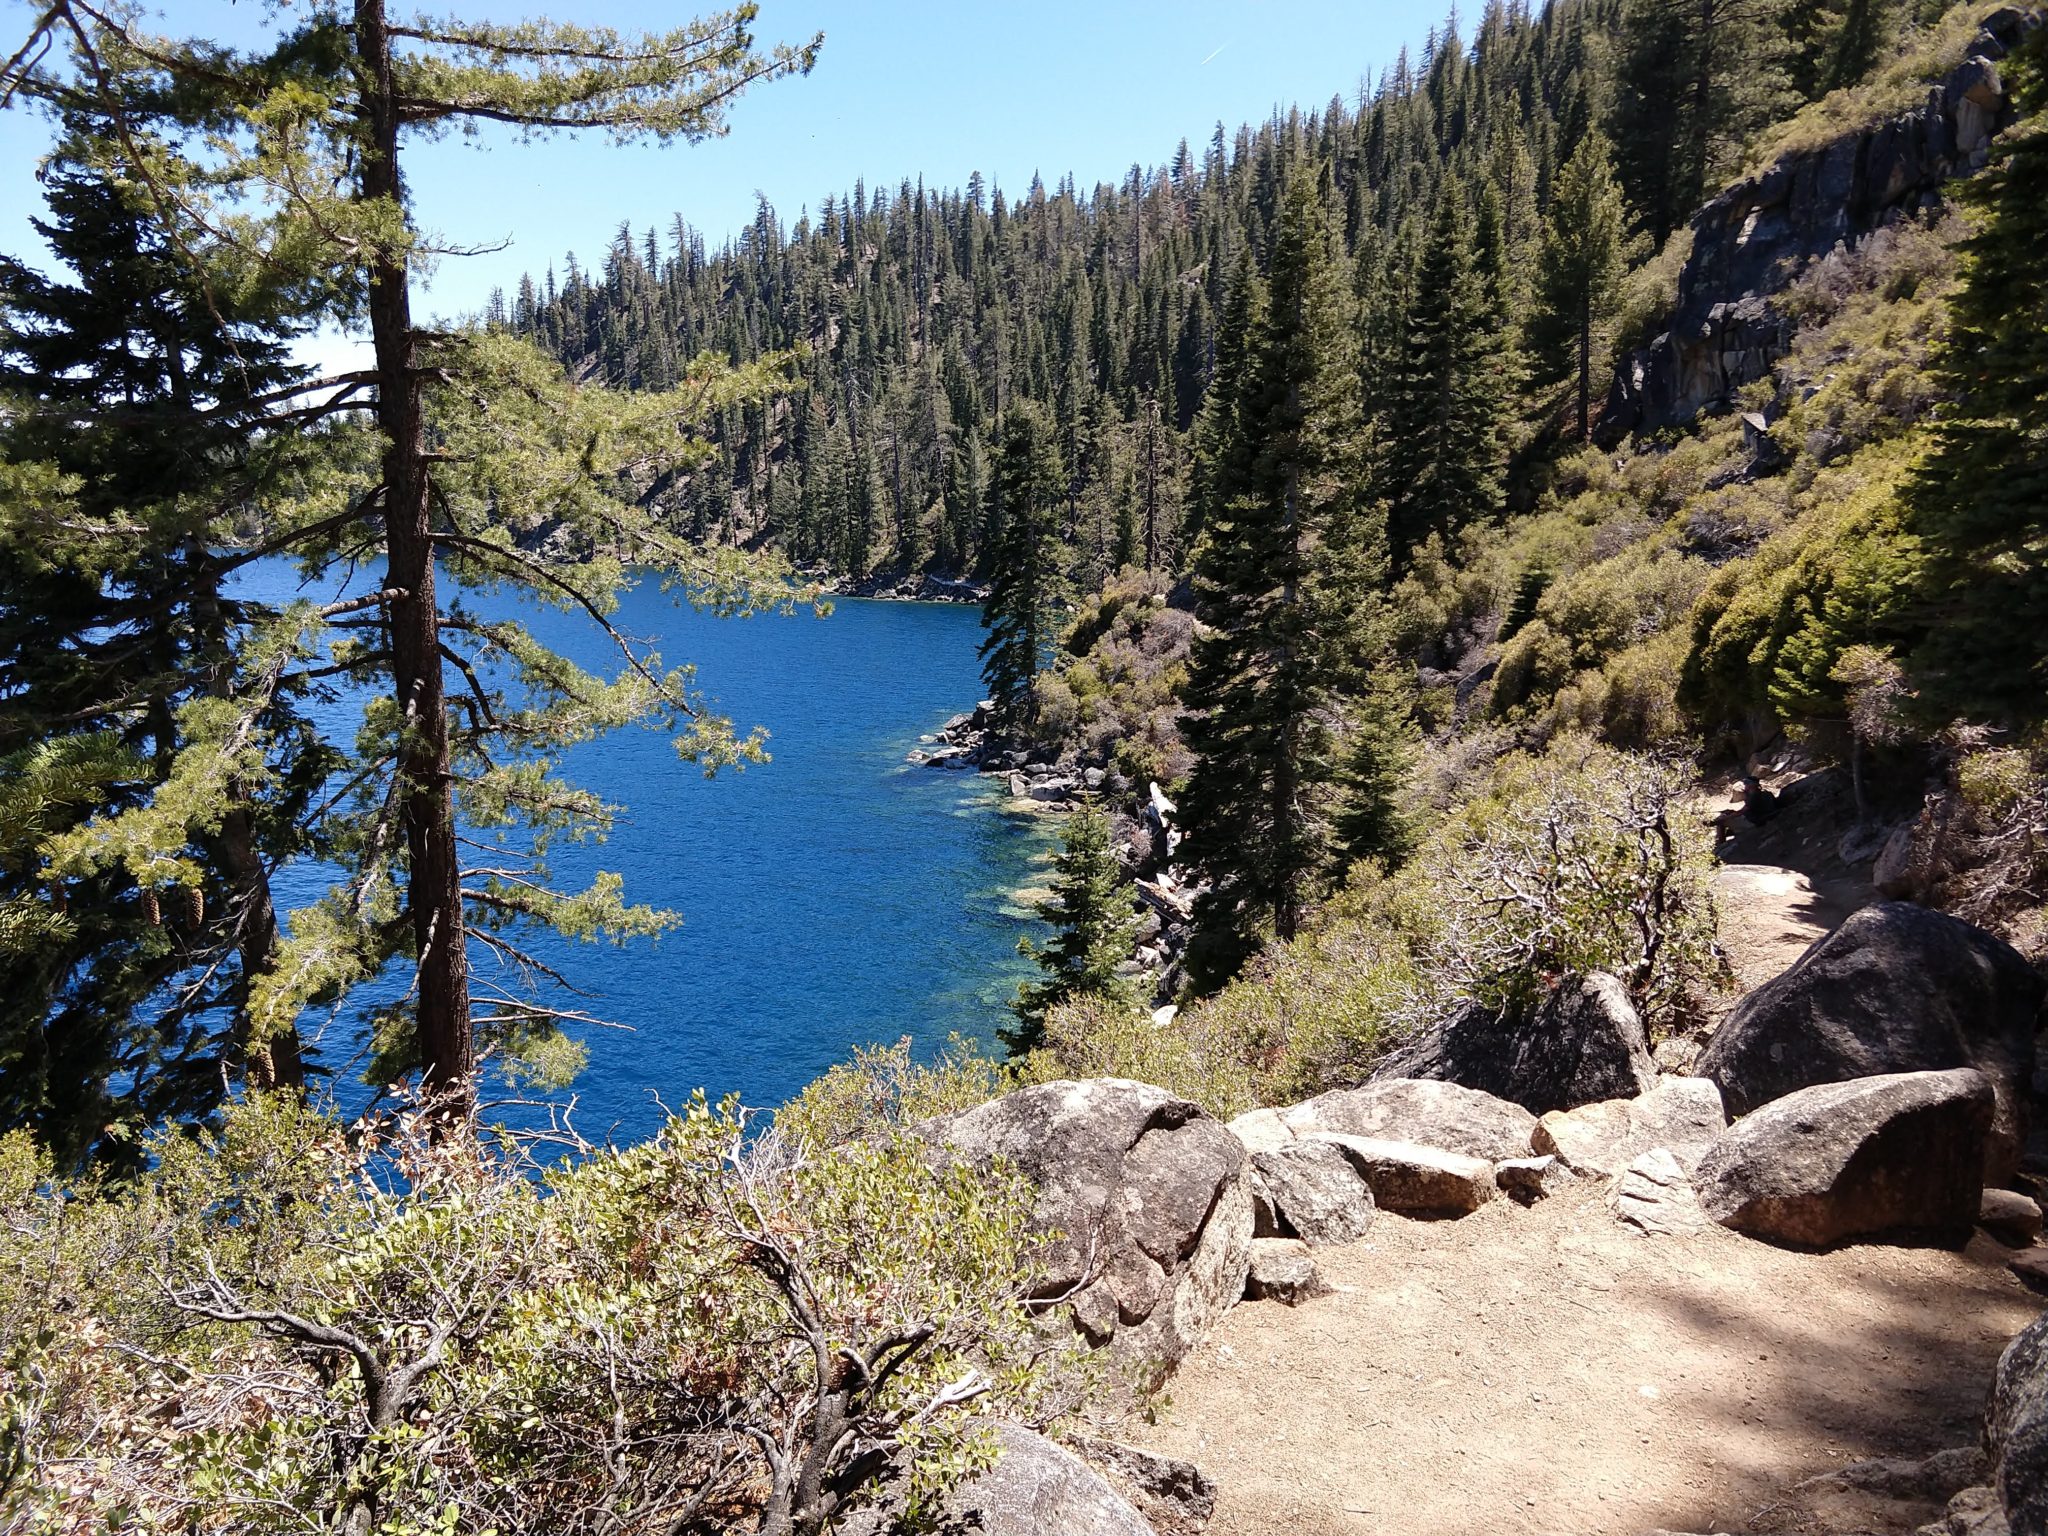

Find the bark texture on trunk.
xmin=357 ymin=0 xmax=473 ymax=1110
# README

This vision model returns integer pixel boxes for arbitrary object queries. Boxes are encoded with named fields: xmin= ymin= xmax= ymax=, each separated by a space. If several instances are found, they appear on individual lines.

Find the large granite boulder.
xmin=1534 ymin=1076 xmax=1727 ymax=1178
xmin=1311 ymin=1134 xmax=1498 ymax=1216
xmin=1987 ymin=1311 xmax=2048 ymax=1536
xmin=1697 ymin=903 xmax=2043 ymax=1181
xmin=1244 ymin=1138 xmax=1377 ymax=1246
xmin=1370 ymin=972 xmax=1658 ymax=1115
xmin=841 ymin=1422 xmax=1155 ymax=1536
xmin=1692 ymin=1068 xmax=1994 ymax=1247
xmin=924 ymin=1078 xmax=1252 ymax=1382
xmin=1277 ymin=1078 xmax=1539 ymax=1161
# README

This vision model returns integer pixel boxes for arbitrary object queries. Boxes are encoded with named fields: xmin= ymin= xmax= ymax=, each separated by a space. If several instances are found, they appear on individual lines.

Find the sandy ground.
xmin=1123 ymin=1189 xmax=2042 ymax=1536
xmin=1711 ymin=863 xmax=1848 ymax=997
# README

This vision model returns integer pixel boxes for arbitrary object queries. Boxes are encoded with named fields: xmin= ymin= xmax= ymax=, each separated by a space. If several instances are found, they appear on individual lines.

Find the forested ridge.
xmin=3 ymin=0 xmax=2048 ymax=1530
xmin=506 ymin=0 xmax=1879 ymax=584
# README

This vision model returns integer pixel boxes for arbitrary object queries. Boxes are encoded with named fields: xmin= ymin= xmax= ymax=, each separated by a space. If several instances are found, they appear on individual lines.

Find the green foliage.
xmin=1379 ymin=178 xmax=1507 ymax=559
xmin=1900 ymin=22 xmax=2048 ymax=725
xmin=1180 ymin=171 xmax=1389 ymax=987
xmin=776 ymin=1035 xmax=1022 ymax=1149
xmin=1161 ymin=737 xmax=1724 ymax=1102
xmin=0 ymin=4 xmax=819 ymax=1122
xmin=1007 ymin=802 xmax=1143 ymax=1055
xmin=1034 ymin=569 xmax=1195 ymax=784
xmin=1528 ymin=131 xmax=1641 ymax=438
xmin=979 ymin=402 xmax=1069 ymax=737
xmin=0 ymin=1093 xmax=1066 ymax=1535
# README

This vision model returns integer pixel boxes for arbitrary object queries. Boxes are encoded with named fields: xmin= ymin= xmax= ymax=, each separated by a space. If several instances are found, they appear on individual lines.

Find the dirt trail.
xmin=1123 ymin=1189 xmax=2040 ymax=1536
xmin=1711 ymin=863 xmax=1849 ymax=998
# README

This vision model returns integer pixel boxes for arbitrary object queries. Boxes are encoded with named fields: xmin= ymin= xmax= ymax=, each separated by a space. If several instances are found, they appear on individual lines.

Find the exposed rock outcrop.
xmin=1372 ymin=972 xmax=1657 ymax=1115
xmin=1244 ymin=1138 xmax=1378 ymax=1245
xmin=1311 ymin=1134 xmax=1499 ymax=1216
xmin=841 ymin=1421 xmax=1156 ymax=1536
xmin=1600 ymin=7 xmax=2041 ymax=442
xmin=923 ymin=1078 xmax=1252 ymax=1382
xmin=1276 ymin=1078 xmax=1540 ymax=1161
xmin=1692 ymin=1068 xmax=1994 ymax=1247
xmin=1534 ymin=1076 xmax=1727 ymax=1178
xmin=1986 ymin=1310 xmax=2048 ymax=1536
xmin=1696 ymin=903 xmax=2043 ymax=1181
xmin=1070 ymin=1436 xmax=1216 ymax=1535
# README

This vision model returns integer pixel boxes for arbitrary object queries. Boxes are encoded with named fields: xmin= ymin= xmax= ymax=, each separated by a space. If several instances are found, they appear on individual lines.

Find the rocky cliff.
xmin=1598 ymin=6 xmax=2042 ymax=444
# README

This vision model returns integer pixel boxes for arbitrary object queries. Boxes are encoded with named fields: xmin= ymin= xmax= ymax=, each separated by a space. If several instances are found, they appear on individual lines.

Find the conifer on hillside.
xmin=1379 ymin=180 xmax=1506 ymax=564
xmin=1904 ymin=24 xmax=2048 ymax=725
xmin=1006 ymin=800 xmax=1140 ymax=1054
xmin=1529 ymin=130 xmax=1638 ymax=440
xmin=1180 ymin=170 xmax=1387 ymax=990
xmin=978 ymin=402 xmax=1069 ymax=738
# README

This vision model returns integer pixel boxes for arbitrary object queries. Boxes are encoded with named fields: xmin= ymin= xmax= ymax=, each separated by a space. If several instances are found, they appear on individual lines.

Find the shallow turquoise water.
xmin=242 ymin=561 xmax=1048 ymax=1141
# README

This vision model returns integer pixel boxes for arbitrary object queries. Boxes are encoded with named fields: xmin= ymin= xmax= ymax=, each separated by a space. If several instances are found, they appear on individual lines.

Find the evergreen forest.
xmin=2 ymin=0 xmax=2046 ymax=1531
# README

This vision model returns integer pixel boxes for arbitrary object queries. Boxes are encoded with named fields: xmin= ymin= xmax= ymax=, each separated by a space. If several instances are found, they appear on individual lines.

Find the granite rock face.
xmin=1697 ymin=903 xmax=2042 ymax=1181
xmin=1692 ymin=1068 xmax=1994 ymax=1247
xmin=925 ymin=1078 xmax=1253 ymax=1383
xmin=1600 ymin=8 xmax=2041 ymax=443
xmin=1278 ymin=1078 xmax=1540 ymax=1160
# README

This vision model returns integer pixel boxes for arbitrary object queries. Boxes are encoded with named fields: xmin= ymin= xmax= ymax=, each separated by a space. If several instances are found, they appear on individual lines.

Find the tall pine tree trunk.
xmin=1577 ymin=298 xmax=1593 ymax=441
xmin=358 ymin=0 xmax=474 ymax=1110
xmin=218 ymin=803 xmax=303 ymax=1092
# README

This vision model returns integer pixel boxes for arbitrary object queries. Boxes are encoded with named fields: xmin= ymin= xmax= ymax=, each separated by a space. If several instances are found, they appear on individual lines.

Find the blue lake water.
xmin=240 ymin=561 xmax=1048 ymax=1142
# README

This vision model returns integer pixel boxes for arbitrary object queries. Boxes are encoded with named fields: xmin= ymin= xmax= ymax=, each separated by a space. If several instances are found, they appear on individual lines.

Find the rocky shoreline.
xmin=816 ymin=568 xmax=991 ymax=603
xmin=907 ymin=699 xmax=1200 ymax=1002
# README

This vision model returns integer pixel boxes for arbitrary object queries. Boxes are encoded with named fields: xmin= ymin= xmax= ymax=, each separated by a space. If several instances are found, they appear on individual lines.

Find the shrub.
xmin=0 ymin=1092 xmax=1064 ymax=1536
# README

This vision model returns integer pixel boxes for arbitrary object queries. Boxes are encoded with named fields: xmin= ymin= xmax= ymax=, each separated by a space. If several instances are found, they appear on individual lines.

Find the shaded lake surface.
xmin=239 ymin=560 xmax=1048 ymax=1143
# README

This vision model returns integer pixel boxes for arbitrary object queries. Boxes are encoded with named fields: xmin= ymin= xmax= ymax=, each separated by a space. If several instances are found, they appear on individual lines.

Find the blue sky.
xmin=0 ymin=0 xmax=1434 ymax=349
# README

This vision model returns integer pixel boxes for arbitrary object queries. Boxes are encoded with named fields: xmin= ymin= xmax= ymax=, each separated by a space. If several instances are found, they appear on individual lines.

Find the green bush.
xmin=0 ymin=1092 xmax=1067 ymax=1536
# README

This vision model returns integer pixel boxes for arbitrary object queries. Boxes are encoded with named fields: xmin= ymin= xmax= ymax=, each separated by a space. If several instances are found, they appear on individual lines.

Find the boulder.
xmin=840 ymin=1421 xmax=1155 ymax=1536
xmin=1308 ymin=1134 xmax=1497 ymax=1215
xmin=1371 ymin=973 xmax=1657 ymax=1114
xmin=1981 ymin=1189 xmax=2045 ymax=1249
xmin=2011 ymin=1248 xmax=2048 ymax=1293
xmin=1609 ymin=1148 xmax=1712 ymax=1237
xmin=1070 ymin=1436 xmax=1216 ymax=1534
xmin=1496 ymin=1154 xmax=1575 ymax=1203
xmin=1987 ymin=1311 xmax=2048 ymax=1536
xmin=1534 ymin=1076 xmax=1727 ymax=1179
xmin=1697 ymin=903 xmax=2041 ymax=1182
xmin=1692 ymin=1069 xmax=1994 ymax=1247
xmin=1279 ymin=1078 xmax=1539 ymax=1161
xmin=1246 ymin=1139 xmax=1377 ymax=1245
xmin=1244 ymin=1237 xmax=1330 ymax=1305
xmin=1917 ymin=1485 xmax=2011 ymax=1536
xmin=924 ymin=1079 xmax=1253 ymax=1381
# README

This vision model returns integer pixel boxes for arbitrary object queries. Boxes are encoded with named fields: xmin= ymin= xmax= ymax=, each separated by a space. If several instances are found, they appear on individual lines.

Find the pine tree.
xmin=8 ymin=2 xmax=817 ymax=1122
xmin=1180 ymin=172 xmax=1385 ymax=989
xmin=1380 ymin=181 xmax=1504 ymax=564
xmin=1005 ymin=800 xmax=1140 ymax=1054
xmin=1528 ymin=130 xmax=1637 ymax=440
xmin=978 ymin=402 xmax=1068 ymax=737
xmin=1903 ymin=24 xmax=2048 ymax=725
xmin=1336 ymin=669 xmax=1422 ymax=871
xmin=0 ymin=134 xmax=325 ymax=1165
